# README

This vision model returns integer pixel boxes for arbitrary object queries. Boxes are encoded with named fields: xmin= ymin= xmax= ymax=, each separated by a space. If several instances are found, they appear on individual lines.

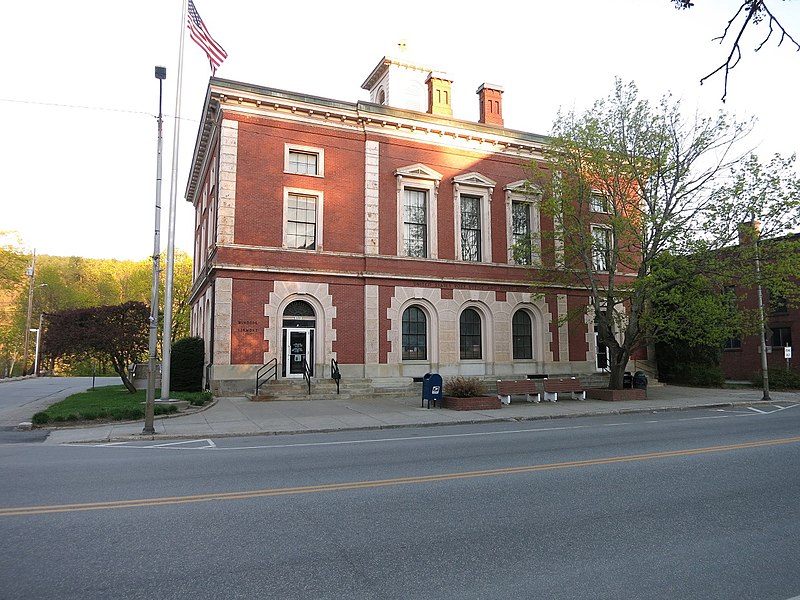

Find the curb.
xmin=49 ymin=399 xmax=786 ymax=445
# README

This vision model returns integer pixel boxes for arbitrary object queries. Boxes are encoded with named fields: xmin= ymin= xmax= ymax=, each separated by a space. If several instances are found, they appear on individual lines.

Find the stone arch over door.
xmin=266 ymin=282 xmax=336 ymax=377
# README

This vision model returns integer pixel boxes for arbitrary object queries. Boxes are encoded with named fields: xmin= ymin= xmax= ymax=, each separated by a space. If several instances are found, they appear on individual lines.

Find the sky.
xmin=2 ymin=0 xmax=799 ymax=261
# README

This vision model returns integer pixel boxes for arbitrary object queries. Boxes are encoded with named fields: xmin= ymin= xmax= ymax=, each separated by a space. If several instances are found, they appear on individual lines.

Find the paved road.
xmin=2 ymin=404 xmax=799 ymax=599
xmin=0 ymin=376 xmax=119 ymax=427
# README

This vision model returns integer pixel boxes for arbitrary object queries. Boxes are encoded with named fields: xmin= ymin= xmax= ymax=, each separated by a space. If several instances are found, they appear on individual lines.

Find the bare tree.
xmin=672 ymin=0 xmax=800 ymax=101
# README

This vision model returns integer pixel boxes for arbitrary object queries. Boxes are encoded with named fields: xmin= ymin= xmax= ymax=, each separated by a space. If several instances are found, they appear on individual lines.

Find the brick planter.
xmin=442 ymin=395 xmax=501 ymax=410
xmin=586 ymin=388 xmax=647 ymax=401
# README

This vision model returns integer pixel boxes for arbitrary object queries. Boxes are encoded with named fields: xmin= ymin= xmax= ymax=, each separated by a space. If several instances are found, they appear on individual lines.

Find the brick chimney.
xmin=738 ymin=220 xmax=761 ymax=245
xmin=477 ymin=83 xmax=503 ymax=126
xmin=426 ymin=72 xmax=452 ymax=116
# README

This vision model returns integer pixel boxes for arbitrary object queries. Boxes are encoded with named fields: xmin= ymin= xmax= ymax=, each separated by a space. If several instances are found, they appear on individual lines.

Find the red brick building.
xmin=720 ymin=233 xmax=799 ymax=381
xmin=186 ymin=57 xmax=642 ymax=394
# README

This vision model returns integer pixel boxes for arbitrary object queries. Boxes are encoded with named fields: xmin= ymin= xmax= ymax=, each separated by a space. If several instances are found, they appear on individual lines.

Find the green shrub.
xmin=170 ymin=337 xmax=205 ymax=392
xmin=751 ymin=368 xmax=800 ymax=390
xmin=187 ymin=391 xmax=213 ymax=406
xmin=443 ymin=376 xmax=487 ymax=398
xmin=32 ymin=412 xmax=49 ymax=425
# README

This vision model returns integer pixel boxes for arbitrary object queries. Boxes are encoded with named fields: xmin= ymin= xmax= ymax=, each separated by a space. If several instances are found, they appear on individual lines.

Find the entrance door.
xmin=285 ymin=328 xmax=313 ymax=377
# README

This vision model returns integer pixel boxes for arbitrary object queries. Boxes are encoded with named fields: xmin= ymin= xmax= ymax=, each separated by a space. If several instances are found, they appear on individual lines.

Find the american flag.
xmin=187 ymin=0 xmax=227 ymax=74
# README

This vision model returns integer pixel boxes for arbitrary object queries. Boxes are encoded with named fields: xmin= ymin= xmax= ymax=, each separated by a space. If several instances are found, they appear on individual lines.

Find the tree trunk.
xmin=607 ymin=347 xmax=630 ymax=390
xmin=110 ymin=359 xmax=137 ymax=393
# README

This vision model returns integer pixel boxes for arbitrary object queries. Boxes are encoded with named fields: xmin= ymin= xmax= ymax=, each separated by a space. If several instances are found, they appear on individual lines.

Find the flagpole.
xmin=160 ymin=0 xmax=188 ymax=401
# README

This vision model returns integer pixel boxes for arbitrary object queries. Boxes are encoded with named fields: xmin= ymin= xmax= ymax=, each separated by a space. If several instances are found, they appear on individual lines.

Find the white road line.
xmin=76 ymin=403 xmax=798 ymax=451
xmin=151 ymin=439 xmax=216 ymax=448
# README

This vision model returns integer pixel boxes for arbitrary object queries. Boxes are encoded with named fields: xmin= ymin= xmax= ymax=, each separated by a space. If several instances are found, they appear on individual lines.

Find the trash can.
xmin=633 ymin=371 xmax=648 ymax=390
xmin=623 ymin=371 xmax=633 ymax=389
xmin=421 ymin=372 xmax=443 ymax=408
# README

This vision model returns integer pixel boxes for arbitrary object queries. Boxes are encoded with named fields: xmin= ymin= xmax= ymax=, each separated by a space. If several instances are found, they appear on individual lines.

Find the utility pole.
xmin=22 ymin=250 xmax=36 ymax=376
xmin=144 ymin=65 xmax=167 ymax=435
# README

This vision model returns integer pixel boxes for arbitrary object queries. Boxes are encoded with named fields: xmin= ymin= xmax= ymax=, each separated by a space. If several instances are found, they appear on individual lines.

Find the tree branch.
xmin=678 ymin=1 xmax=800 ymax=102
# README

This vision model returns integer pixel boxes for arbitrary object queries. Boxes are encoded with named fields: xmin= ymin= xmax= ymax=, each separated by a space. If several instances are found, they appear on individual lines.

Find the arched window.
xmin=283 ymin=300 xmax=316 ymax=329
xmin=512 ymin=310 xmax=533 ymax=360
xmin=284 ymin=300 xmax=314 ymax=317
xmin=459 ymin=308 xmax=482 ymax=360
xmin=402 ymin=306 xmax=427 ymax=360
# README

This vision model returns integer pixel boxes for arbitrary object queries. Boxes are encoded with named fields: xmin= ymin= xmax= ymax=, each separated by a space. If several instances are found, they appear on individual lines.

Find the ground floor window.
xmin=402 ymin=306 xmax=427 ymax=360
xmin=771 ymin=326 xmax=792 ymax=349
xmin=460 ymin=308 xmax=482 ymax=360
xmin=512 ymin=310 xmax=533 ymax=359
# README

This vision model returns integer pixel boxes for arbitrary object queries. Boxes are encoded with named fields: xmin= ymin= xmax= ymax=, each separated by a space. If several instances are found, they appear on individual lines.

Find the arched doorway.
xmin=282 ymin=300 xmax=316 ymax=378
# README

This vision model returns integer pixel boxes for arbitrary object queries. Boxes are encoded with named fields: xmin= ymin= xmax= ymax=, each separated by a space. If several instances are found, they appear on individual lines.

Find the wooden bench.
xmin=496 ymin=379 xmax=543 ymax=405
xmin=543 ymin=378 xmax=586 ymax=402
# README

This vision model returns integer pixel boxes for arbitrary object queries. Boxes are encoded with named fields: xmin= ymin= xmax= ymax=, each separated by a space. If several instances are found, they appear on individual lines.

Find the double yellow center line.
xmin=3 ymin=436 xmax=799 ymax=517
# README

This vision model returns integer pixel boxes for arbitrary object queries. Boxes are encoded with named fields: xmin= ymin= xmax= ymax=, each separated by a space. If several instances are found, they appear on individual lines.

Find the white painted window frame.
xmin=505 ymin=180 xmax=541 ymax=265
xmin=453 ymin=173 xmax=495 ymax=263
xmin=395 ymin=164 xmax=442 ymax=259
xmin=283 ymin=187 xmax=324 ymax=250
xmin=284 ymin=143 xmax=325 ymax=177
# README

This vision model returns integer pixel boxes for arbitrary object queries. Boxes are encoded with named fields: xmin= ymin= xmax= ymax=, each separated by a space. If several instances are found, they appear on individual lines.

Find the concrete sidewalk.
xmin=41 ymin=384 xmax=800 ymax=444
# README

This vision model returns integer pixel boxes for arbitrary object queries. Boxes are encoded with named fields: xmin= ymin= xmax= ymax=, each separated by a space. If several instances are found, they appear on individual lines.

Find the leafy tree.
xmin=649 ymin=253 xmax=738 ymax=385
xmin=526 ymin=79 xmax=751 ymax=389
xmin=42 ymin=301 xmax=149 ymax=392
xmin=672 ymin=0 xmax=800 ymax=101
xmin=0 ymin=232 xmax=27 ymax=292
xmin=0 ymin=251 xmax=193 ymax=378
xmin=0 ymin=234 xmax=28 ymax=376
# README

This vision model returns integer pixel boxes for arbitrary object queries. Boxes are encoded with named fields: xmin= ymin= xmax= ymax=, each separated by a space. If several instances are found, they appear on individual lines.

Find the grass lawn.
xmin=32 ymin=386 xmax=212 ymax=425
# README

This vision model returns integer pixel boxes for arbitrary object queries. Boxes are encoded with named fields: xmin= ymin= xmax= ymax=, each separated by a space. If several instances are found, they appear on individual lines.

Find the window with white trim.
xmin=512 ymin=202 xmax=532 ymax=264
xmin=284 ymin=188 xmax=323 ymax=250
xmin=454 ymin=173 xmax=495 ymax=263
xmin=591 ymin=226 xmax=612 ymax=271
xmin=284 ymin=144 xmax=324 ymax=176
xmin=505 ymin=181 xmax=540 ymax=265
xmin=403 ymin=188 xmax=428 ymax=257
xmin=395 ymin=164 xmax=441 ymax=259
xmin=460 ymin=195 xmax=482 ymax=261
xmin=590 ymin=191 xmax=608 ymax=213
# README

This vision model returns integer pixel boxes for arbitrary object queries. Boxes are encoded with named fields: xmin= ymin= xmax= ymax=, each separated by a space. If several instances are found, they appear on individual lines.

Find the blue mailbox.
xmin=421 ymin=372 xmax=443 ymax=408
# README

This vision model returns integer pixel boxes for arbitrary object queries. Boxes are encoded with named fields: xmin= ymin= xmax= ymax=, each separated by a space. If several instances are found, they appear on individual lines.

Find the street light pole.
xmin=144 ymin=65 xmax=167 ymax=436
xmin=754 ymin=233 xmax=771 ymax=402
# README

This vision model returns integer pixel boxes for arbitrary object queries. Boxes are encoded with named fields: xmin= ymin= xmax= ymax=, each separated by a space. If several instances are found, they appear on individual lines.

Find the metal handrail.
xmin=330 ymin=359 xmax=341 ymax=394
xmin=255 ymin=358 xmax=277 ymax=395
xmin=301 ymin=358 xmax=311 ymax=394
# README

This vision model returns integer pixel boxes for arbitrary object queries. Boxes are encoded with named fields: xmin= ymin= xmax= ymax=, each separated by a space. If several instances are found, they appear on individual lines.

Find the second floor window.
xmin=285 ymin=144 xmax=324 ymax=176
xmin=286 ymin=193 xmax=317 ymax=249
xmin=512 ymin=201 xmax=532 ymax=265
xmin=404 ymin=188 xmax=428 ymax=258
xmin=590 ymin=192 xmax=608 ymax=213
xmin=460 ymin=195 xmax=482 ymax=262
xmin=592 ymin=226 xmax=611 ymax=271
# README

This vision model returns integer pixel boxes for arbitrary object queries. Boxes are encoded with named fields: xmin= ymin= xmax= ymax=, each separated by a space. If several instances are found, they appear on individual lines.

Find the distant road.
xmin=0 ymin=376 xmax=119 ymax=427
